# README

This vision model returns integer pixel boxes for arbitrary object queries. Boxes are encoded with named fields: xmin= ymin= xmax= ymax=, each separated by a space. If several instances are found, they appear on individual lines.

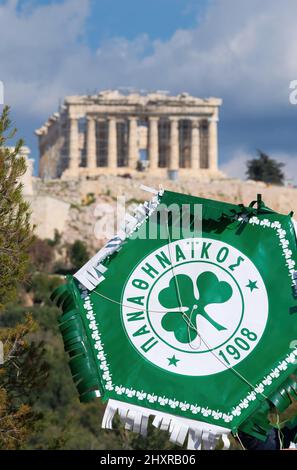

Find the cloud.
xmin=1 ymin=0 xmax=297 ymax=170
xmin=0 ymin=0 xmax=90 ymax=116
xmin=220 ymin=149 xmax=249 ymax=181
xmin=2 ymin=0 xmax=297 ymax=116
xmin=142 ymin=0 xmax=297 ymax=116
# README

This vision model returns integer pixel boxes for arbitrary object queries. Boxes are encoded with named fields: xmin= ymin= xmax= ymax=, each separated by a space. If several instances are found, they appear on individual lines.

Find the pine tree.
xmin=0 ymin=106 xmax=33 ymax=309
xmin=0 ymin=106 xmax=48 ymax=449
xmin=246 ymin=150 xmax=285 ymax=185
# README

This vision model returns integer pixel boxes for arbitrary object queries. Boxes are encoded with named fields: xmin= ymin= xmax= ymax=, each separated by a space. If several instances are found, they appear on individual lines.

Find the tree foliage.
xmin=0 ymin=106 xmax=33 ymax=309
xmin=0 ymin=314 xmax=48 ymax=449
xmin=0 ymin=106 xmax=48 ymax=449
xmin=69 ymin=240 xmax=89 ymax=271
xmin=246 ymin=150 xmax=285 ymax=185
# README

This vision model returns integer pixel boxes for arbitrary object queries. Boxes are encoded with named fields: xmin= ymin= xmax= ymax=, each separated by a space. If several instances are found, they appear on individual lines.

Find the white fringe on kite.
xmin=102 ymin=399 xmax=231 ymax=450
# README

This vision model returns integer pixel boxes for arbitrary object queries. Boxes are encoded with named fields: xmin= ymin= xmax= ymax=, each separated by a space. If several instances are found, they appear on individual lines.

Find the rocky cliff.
xmin=30 ymin=175 xmax=297 ymax=254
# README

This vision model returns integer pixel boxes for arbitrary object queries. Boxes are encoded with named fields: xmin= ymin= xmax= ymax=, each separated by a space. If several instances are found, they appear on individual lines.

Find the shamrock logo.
xmin=158 ymin=272 xmax=232 ymax=344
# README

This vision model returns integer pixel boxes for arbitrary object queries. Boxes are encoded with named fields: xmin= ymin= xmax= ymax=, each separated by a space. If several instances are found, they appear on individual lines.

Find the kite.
xmin=52 ymin=187 xmax=297 ymax=449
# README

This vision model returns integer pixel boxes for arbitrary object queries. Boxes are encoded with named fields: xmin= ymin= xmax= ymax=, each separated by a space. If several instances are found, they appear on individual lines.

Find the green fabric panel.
xmin=52 ymin=191 xmax=297 ymax=440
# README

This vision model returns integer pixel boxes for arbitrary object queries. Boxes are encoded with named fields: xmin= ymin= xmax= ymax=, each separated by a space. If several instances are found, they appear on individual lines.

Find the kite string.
xmin=164 ymin=218 xmax=270 ymax=401
xmin=234 ymin=414 xmax=284 ymax=450
xmin=162 ymin=211 xmax=201 ymax=351
xmin=188 ymin=305 xmax=201 ymax=350
xmin=234 ymin=432 xmax=246 ymax=450
xmin=93 ymin=290 xmax=201 ymax=351
xmin=275 ymin=412 xmax=284 ymax=450
xmin=93 ymin=290 xmax=169 ymax=314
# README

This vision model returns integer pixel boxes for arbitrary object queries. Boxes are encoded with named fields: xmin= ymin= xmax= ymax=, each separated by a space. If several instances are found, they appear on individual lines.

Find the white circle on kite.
xmin=122 ymin=238 xmax=268 ymax=376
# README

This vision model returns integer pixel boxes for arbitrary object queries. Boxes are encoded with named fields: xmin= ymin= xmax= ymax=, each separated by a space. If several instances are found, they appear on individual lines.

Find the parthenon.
xmin=36 ymin=90 xmax=222 ymax=179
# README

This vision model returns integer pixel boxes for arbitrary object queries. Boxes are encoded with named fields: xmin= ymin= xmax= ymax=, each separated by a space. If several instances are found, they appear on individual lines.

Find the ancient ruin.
xmin=35 ymin=90 xmax=222 ymax=179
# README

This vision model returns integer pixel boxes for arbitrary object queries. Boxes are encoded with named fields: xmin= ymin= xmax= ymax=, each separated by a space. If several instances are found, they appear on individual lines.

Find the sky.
xmin=1 ymin=0 xmax=297 ymax=182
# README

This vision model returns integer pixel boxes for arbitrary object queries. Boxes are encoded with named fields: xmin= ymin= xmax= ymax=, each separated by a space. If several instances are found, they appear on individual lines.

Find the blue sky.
xmin=85 ymin=0 xmax=207 ymax=47
xmin=15 ymin=0 xmax=207 ymax=45
xmin=1 ymin=0 xmax=297 ymax=181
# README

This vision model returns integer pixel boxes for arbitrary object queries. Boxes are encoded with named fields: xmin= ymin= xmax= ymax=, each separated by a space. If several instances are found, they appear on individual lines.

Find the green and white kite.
xmin=52 ymin=187 xmax=297 ymax=449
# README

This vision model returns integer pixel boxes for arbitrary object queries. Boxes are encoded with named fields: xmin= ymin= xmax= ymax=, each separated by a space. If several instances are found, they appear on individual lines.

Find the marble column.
xmin=107 ymin=117 xmax=117 ymax=169
xmin=148 ymin=117 xmax=159 ymax=170
xmin=208 ymin=115 xmax=218 ymax=171
xmin=69 ymin=117 xmax=79 ymax=170
xmin=169 ymin=117 xmax=179 ymax=170
xmin=128 ymin=116 xmax=138 ymax=168
xmin=190 ymin=119 xmax=200 ymax=170
xmin=86 ymin=116 xmax=97 ymax=169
